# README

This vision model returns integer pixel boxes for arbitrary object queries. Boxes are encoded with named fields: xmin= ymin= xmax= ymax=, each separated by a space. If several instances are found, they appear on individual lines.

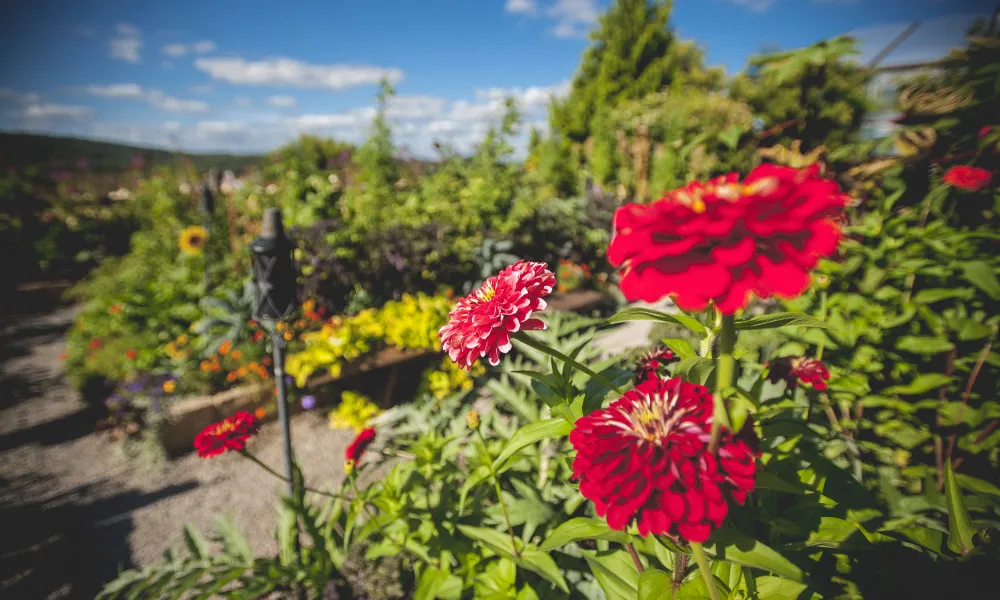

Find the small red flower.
xmin=345 ymin=427 xmax=376 ymax=465
xmin=608 ymin=164 xmax=847 ymax=314
xmin=979 ymin=126 xmax=992 ymax=139
xmin=571 ymin=376 xmax=756 ymax=542
xmin=635 ymin=346 xmax=678 ymax=380
xmin=109 ymin=304 xmax=122 ymax=315
xmin=943 ymin=166 xmax=992 ymax=191
xmin=767 ymin=356 xmax=830 ymax=391
xmin=439 ymin=260 xmax=555 ymax=370
xmin=194 ymin=411 xmax=260 ymax=459
xmin=88 ymin=338 xmax=103 ymax=350
xmin=125 ymin=349 xmax=138 ymax=360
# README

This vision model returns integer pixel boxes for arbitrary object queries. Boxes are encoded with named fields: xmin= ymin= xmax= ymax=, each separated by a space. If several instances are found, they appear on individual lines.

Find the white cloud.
xmin=547 ymin=0 xmax=599 ymax=38
xmin=232 ymin=96 xmax=253 ymax=107
xmin=194 ymin=57 xmax=403 ymax=90
xmin=266 ymin=95 xmax=298 ymax=108
xmin=0 ymin=89 xmax=44 ymax=105
xmin=386 ymin=95 xmax=448 ymax=120
xmin=505 ymin=0 xmax=537 ymax=15
xmin=161 ymin=40 xmax=216 ymax=57
xmin=295 ymin=107 xmax=375 ymax=129
xmin=84 ymin=83 xmax=209 ymax=112
xmin=108 ymin=22 xmax=142 ymax=63
xmin=24 ymin=104 xmax=93 ymax=119
xmin=475 ymin=80 xmax=570 ymax=108
xmin=189 ymin=84 xmax=214 ymax=94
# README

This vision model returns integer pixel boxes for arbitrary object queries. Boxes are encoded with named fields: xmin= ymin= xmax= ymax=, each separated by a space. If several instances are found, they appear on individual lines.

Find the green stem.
xmin=512 ymin=331 xmax=624 ymax=395
xmin=708 ymin=315 xmax=736 ymax=453
xmin=691 ymin=543 xmax=721 ymax=600
xmin=815 ymin=290 xmax=828 ymax=362
xmin=240 ymin=451 xmax=350 ymax=501
xmin=477 ymin=429 xmax=521 ymax=557
xmin=626 ymin=542 xmax=645 ymax=573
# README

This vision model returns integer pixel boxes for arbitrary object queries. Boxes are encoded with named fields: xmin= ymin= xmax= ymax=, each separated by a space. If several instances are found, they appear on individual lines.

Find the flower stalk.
xmin=691 ymin=542 xmax=721 ymax=600
xmin=476 ymin=428 xmax=521 ymax=557
xmin=709 ymin=315 xmax=736 ymax=453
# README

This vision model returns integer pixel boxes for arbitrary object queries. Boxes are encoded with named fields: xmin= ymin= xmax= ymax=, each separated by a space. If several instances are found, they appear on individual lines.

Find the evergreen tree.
xmin=550 ymin=0 xmax=721 ymax=142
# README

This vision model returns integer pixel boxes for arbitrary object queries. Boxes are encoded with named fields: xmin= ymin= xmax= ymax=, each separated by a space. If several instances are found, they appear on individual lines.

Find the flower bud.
xmin=344 ymin=459 xmax=355 ymax=475
xmin=466 ymin=409 xmax=480 ymax=430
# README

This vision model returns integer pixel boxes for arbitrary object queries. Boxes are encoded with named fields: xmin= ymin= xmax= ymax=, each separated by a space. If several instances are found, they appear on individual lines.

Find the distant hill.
xmin=0 ymin=132 xmax=265 ymax=174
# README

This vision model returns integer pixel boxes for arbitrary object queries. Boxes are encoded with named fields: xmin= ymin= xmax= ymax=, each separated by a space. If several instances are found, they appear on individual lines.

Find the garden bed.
xmin=160 ymin=289 xmax=612 ymax=454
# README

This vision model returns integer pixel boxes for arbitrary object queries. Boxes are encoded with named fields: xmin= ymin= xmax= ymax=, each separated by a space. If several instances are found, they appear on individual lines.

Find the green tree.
xmin=355 ymin=79 xmax=399 ymax=191
xmin=550 ymin=0 xmax=722 ymax=142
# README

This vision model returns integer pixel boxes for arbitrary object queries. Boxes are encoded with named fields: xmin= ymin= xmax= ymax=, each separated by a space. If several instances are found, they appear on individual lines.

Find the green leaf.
xmin=885 ymin=374 xmax=952 ymax=396
xmin=516 ymin=585 xmax=539 ymax=600
xmin=213 ymin=514 xmax=253 ymax=563
xmin=539 ymin=517 xmax=629 ymax=551
xmin=733 ymin=312 xmax=832 ymax=331
xmin=182 ymin=524 xmax=210 ymax=560
xmin=718 ymin=125 xmax=742 ymax=150
xmin=754 ymin=577 xmax=812 ymax=600
xmin=955 ymin=473 xmax=1000 ymax=497
xmin=457 ymin=525 xmax=518 ymax=560
xmin=945 ymin=460 xmax=976 ymax=555
xmin=637 ymin=568 xmax=673 ymax=600
xmin=913 ymin=288 xmax=974 ymax=304
xmin=755 ymin=471 xmax=807 ymax=494
xmin=674 ymin=357 xmax=715 ymax=385
xmin=895 ymin=336 xmax=955 ymax=355
xmin=584 ymin=551 xmax=640 ymax=600
xmin=960 ymin=261 xmax=1000 ymax=300
xmin=662 ymin=337 xmax=697 ymax=360
xmin=459 ymin=465 xmax=492 ymax=513
xmin=606 ymin=307 xmax=706 ymax=334
xmin=582 ymin=367 xmax=635 ymax=414
xmin=518 ymin=548 xmax=569 ymax=593
xmin=414 ymin=567 xmax=446 ymax=600
xmin=492 ymin=418 xmax=572 ymax=474
xmin=707 ymin=528 xmax=804 ymax=582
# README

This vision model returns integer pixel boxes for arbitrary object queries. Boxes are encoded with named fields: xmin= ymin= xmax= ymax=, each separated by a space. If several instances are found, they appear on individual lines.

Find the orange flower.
xmin=200 ymin=360 xmax=211 ymax=372
xmin=109 ymin=304 xmax=123 ymax=315
xmin=163 ymin=380 xmax=177 ymax=393
xmin=261 ymin=356 xmax=272 ymax=366
xmin=218 ymin=340 xmax=233 ymax=355
xmin=251 ymin=330 xmax=265 ymax=343
xmin=255 ymin=407 xmax=267 ymax=419
xmin=226 ymin=372 xmax=238 ymax=382
xmin=89 ymin=338 xmax=103 ymax=350
xmin=125 ymin=349 xmax=138 ymax=360
xmin=58 ymin=352 xmax=69 ymax=361
xmin=283 ymin=331 xmax=294 ymax=341
xmin=294 ymin=319 xmax=307 ymax=329
xmin=176 ymin=334 xmax=189 ymax=345
xmin=211 ymin=363 xmax=222 ymax=373
xmin=237 ymin=366 xmax=249 ymax=377
xmin=230 ymin=349 xmax=242 ymax=360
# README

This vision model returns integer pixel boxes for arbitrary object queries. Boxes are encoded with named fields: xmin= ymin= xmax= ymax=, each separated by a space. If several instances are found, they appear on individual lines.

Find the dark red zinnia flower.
xmin=767 ymin=356 xmax=830 ymax=391
xmin=439 ymin=260 xmax=555 ymax=370
xmin=635 ymin=346 xmax=678 ymax=380
xmin=942 ymin=166 xmax=992 ymax=191
xmin=345 ymin=427 xmax=376 ymax=465
xmin=194 ymin=411 xmax=260 ymax=459
xmin=608 ymin=164 xmax=847 ymax=314
xmin=570 ymin=376 xmax=757 ymax=542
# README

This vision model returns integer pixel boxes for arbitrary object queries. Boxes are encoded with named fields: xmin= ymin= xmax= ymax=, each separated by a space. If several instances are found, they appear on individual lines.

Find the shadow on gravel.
xmin=0 ymin=474 xmax=198 ymax=600
xmin=0 ymin=405 xmax=99 ymax=452
xmin=0 ymin=319 xmax=72 ymax=364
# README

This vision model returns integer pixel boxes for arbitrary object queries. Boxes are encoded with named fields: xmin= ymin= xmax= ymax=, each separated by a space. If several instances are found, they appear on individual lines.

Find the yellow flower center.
xmin=211 ymin=421 xmax=237 ymax=436
xmin=476 ymin=282 xmax=497 ymax=302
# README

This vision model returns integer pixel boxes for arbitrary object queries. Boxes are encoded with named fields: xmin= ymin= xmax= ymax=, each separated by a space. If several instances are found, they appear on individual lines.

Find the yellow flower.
xmin=328 ymin=391 xmax=381 ymax=432
xmin=178 ymin=225 xmax=208 ymax=256
xmin=163 ymin=380 xmax=176 ymax=393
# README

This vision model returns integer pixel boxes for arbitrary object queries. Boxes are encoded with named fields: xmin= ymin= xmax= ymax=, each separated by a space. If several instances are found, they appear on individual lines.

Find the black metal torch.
xmin=250 ymin=208 xmax=298 ymax=497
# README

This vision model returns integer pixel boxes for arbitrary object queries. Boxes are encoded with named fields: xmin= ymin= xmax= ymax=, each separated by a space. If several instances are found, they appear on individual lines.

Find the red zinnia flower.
xmin=942 ymin=166 xmax=992 ymax=191
xmin=88 ymin=338 xmax=103 ymax=350
xmin=767 ymin=356 xmax=830 ymax=391
xmin=125 ymin=349 xmax=138 ymax=360
xmin=635 ymin=346 xmax=678 ymax=380
xmin=570 ymin=376 xmax=757 ymax=542
xmin=608 ymin=164 xmax=847 ymax=314
xmin=439 ymin=260 xmax=555 ymax=370
xmin=194 ymin=411 xmax=260 ymax=459
xmin=345 ymin=427 xmax=376 ymax=465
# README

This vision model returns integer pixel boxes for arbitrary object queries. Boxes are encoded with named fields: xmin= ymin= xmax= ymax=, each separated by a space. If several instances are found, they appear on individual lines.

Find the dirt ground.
xmin=0 ymin=305 xmax=357 ymax=600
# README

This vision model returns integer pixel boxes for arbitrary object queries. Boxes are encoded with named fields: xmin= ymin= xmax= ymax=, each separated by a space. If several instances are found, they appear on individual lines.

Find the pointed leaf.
xmin=539 ymin=517 xmax=629 ymax=551
xmin=519 ymin=548 xmax=569 ymax=592
xmin=607 ymin=307 xmax=706 ymax=334
xmin=584 ymin=550 xmax=640 ymax=600
xmin=459 ymin=465 xmax=492 ymax=513
xmin=708 ymin=528 xmax=804 ymax=581
xmin=945 ymin=460 xmax=976 ymax=554
xmin=734 ymin=313 xmax=832 ymax=331
xmin=492 ymin=418 xmax=572 ymax=474
xmin=582 ymin=368 xmax=634 ymax=414
xmin=662 ymin=337 xmax=697 ymax=360
xmin=638 ymin=568 xmax=673 ymax=600
xmin=960 ymin=261 xmax=1000 ymax=300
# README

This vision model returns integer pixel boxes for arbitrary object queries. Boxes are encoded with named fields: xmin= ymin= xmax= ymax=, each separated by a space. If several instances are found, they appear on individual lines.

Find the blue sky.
xmin=0 ymin=0 xmax=992 ymax=156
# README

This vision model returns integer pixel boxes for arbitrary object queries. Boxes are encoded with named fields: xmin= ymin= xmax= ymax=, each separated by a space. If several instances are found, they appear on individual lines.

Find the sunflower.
xmin=178 ymin=225 xmax=208 ymax=256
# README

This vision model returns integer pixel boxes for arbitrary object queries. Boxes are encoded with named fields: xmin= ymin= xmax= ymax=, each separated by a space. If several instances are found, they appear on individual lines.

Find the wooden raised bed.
xmin=160 ymin=289 xmax=613 ymax=454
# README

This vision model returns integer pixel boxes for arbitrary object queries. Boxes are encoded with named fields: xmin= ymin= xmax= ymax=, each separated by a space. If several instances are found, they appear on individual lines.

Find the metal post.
xmin=269 ymin=328 xmax=296 ymax=498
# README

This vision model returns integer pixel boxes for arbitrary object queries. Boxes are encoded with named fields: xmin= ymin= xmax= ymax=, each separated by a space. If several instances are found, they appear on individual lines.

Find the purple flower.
xmin=284 ymin=375 xmax=293 ymax=385
xmin=301 ymin=395 xmax=316 ymax=410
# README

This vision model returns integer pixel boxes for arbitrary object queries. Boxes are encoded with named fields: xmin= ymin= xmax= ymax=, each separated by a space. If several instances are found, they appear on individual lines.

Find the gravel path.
xmin=1 ymin=305 xmax=356 ymax=600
